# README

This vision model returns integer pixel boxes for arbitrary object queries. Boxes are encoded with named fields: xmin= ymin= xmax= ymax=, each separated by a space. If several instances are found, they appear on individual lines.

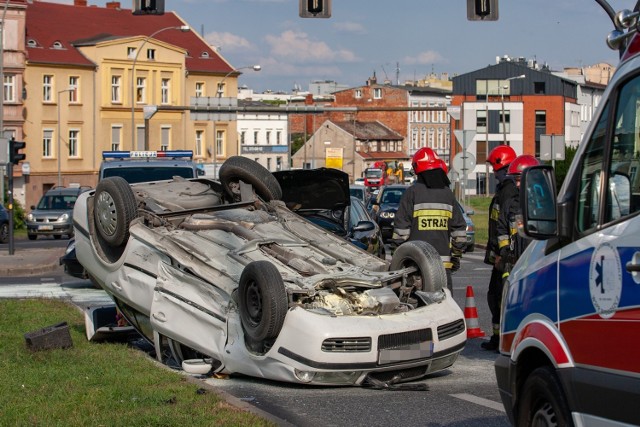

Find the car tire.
xmin=466 ymin=244 xmax=475 ymax=253
xmin=219 ymin=156 xmax=283 ymax=202
xmin=93 ymin=177 xmax=138 ymax=248
xmin=0 ymin=223 xmax=8 ymax=243
xmin=28 ymin=234 xmax=37 ymax=241
xmin=238 ymin=261 xmax=287 ymax=343
xmin=389 ymin=240 xmax=447 ymax=292
xmin=517 ymin=366 xmax=572 ymax=427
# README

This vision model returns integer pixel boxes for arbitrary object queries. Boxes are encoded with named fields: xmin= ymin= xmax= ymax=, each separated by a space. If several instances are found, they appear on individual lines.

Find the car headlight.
xmin=380 ymin=211 xmax=395 ymax=219
xmin=58 ymin=213 xmax=69 ymax=222
xmin=27 ymin=213 xmax=34 ymax=221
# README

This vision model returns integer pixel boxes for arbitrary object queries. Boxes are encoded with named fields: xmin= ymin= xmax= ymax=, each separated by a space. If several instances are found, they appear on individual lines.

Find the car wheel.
xmin=93 ymin=177 xmax=138 ymax=248
xmin=517 ymin=366 xmax=572 ymax=427
xmin=28 ymin=234 xmax=37 ymax=241
xmin=0 ymin=223 xmax=8 ymax=243
xmin=466 ymin=244 xmax=475 ymax=253
xmin=238 ymin=261 xmax=287 ymax=343
xmin=219 ymin=156 xmax=283 ymax=202
xmin=389 ymin=240 xmax=447 ymax=292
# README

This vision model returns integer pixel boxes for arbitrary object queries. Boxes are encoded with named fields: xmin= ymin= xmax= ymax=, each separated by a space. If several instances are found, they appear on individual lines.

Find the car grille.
xmin=378 ymin=329 xmax=432 ymax=350
xmin=322 ymin=337 xmax=372 ymax=352
xmin=437 ymin=319 xmax=465 ymax=340
xmin=366 ymin=365 xmax=428 ymax=383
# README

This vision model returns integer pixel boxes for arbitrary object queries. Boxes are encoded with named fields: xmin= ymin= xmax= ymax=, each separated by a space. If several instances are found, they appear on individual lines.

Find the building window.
xmin=240 ymin=130 xmax=246 ymax=145
xmin=111 ymin=125 xmax=122 ymax=151
xmin=535 ymin=111 xmax=547 ymax=128
xmin=195 ymin=82 xmax=204 ymax=98
xmin=3 ymin=75 xmax=15 ymax=102
xmin=111 ymin=75 xmax=121 ymax=103
xmin=147 ymin=48 xmax=155 ymax=60
xmin=499 ymin=111 xmax=511 ymax=134
xmin=161 ymin=126 xmax=170 ymax=150
xmin=127 ymin=47 xmax=136 ymax=57
xmin=68 ymin=129 xmax=79 ymax=157
xmin=267 ymin=158 xmax=272 ymax=171
xmin=69 ymin=76 xmax=79 ymax=103
xmin=216 ymin=130 xmax=224 ymax=157
xmin=438 ymin=128 xmax=444 ymax=149
xmin=195 ymin=130 xmax=204 ymax=157
xmin=276 ymin=157 xmax=282 ymax=170
xmin=534 ymin=82 xmax=546 ymax=94
xmin=429 ymin=128 xmax=435 ymax=148
xmin=373 ymin=88 xmax=382 ymax=99
xmin=43 ymin=75 xmax=53 ymax=102
xmin=136 ymin=77 xmax=146 ymax=103
xmin=254 ymin=130 xmax=259 ymax=144
xmin=43 ymin=129 xmax=53 ymax=157
xmin=355 ymin=89 xmax=362 ymax=98
xmin=476 ymin=110 xmax=487 ymax=133
xmin=161 ymin=78 xmax=170 ymax=104
xmin=276 ymin=131 xmax=281 ymax=144
xmin=266 ymin=130 xmax=271 ymax=145
xmin=476 ymin=140 xmax=487 ymax=165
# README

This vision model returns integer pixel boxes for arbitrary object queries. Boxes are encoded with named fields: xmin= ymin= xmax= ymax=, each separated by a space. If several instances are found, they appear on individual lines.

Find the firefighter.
xmin=392 ymin=147 xmax=467 ymax=293
xmin=496 ymin=154 xmax=541 ymax=270
xmin=482 ymin=144 xmax=517 ymax=351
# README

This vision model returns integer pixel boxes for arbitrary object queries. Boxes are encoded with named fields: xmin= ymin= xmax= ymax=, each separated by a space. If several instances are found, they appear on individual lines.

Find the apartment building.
xmin=450 ymin=61 xmax=580 ymax=195
xmin=20 ymin=0 xmax=237 ymax=208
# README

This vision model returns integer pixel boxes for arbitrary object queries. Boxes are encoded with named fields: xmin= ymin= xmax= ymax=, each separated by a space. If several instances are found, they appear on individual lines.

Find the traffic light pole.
xmin=7 ymin=161 xmax=13 ymax=255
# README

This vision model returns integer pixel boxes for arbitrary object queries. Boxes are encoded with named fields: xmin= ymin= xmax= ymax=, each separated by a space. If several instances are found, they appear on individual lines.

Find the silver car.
xmin=74 ymin=157 xmax=466 ymax=387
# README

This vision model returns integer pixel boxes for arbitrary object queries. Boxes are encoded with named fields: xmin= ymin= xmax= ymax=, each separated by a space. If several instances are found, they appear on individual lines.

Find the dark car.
xmin=369 ymin=184 xmax=408 ymax=242
xmin=26 ymin=186 xmax=92 ymax=240
xmin=273 ymin=168 xmax=385 ymax=258
xmin=0 ymin=204 xmax=9 ymax=244
xmin=457 ymin=201 xmax=475 ymax=252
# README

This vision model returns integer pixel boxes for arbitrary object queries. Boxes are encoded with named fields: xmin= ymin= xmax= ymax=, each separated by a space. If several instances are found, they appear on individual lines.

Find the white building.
xmin=237 ymin=100 xmax=289 ymax=171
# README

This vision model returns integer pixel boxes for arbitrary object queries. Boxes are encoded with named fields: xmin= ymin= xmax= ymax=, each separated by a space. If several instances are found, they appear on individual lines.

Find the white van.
xmin=495 ymin=4 xmax=640 ymax=425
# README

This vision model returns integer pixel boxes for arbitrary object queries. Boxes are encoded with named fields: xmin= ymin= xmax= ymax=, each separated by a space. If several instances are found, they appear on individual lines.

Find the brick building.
xmin=450 ymin=61 xmax=579 ymax=195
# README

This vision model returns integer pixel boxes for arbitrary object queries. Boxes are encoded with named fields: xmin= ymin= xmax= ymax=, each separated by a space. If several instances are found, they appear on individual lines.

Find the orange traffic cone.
xmin=464 ymin=285 xmax=485 ymax=338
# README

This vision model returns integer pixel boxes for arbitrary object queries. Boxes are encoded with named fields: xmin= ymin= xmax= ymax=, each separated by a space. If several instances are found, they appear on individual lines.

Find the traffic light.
xmin=299 ymin=0 xmax=331 ymax=18
xmin=467 ymin=0 xmax=499 ymax=21
xmin=133 ymin=0 xmax=164 ymax=15
xmin=9 ymin=139 xmax=26 ymax=165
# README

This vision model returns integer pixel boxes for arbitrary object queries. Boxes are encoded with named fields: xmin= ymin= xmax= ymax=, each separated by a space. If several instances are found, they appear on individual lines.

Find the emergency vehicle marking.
xmin=589 ymin=242 xmax=622 ymax=319
xmin=413 ymin=203 xmax=452 ymax=231
xmin=511 ymin=319 xmax=571 ymax=366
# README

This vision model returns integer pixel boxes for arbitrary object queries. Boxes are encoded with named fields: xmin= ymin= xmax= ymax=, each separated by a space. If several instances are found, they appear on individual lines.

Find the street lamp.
xmin=130 ymin=25 xmax=190 ymax=150
xmin=216 ymin=65 xmax=261 ymax=97
xmin=501 ymin=74 xmax=525 ymax=145
xmin=57 ymin=86 xmax=76 ymax=187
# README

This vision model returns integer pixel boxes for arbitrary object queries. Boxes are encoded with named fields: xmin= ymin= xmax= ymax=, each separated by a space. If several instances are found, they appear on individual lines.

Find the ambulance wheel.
xmin=389 ymin=240 xmax=447 ymax=292
xmin=517 ymin=366 xmax=572 ymax=427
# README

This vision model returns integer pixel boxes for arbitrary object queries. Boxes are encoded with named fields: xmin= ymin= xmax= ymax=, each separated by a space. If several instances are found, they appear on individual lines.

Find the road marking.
xmin=450 ymin=393 xmax=505 ymax=412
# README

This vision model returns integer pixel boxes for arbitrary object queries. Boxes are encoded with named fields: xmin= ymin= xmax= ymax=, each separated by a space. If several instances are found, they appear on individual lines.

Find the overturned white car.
xmin=74 ymin=156 xmax=466 ymax=386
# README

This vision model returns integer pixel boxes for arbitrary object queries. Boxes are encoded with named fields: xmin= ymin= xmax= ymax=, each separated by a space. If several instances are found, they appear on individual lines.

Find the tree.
xmin=549 ymin=145 xmax=578 ymax=192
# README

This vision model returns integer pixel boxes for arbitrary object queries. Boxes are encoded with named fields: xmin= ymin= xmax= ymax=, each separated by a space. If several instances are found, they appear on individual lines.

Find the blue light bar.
xmin=102 ymin=150 xmax=194 ymax=160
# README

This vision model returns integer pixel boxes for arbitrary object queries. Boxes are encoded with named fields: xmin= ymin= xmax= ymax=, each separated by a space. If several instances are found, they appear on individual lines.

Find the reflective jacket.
xmin=496 ymin=178 xmax=530 ymax=262
xmin=393 ymin=182 xmax=467 ymax=269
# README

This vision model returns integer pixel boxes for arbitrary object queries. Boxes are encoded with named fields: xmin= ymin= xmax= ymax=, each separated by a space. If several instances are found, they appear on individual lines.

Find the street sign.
xmin=453 ymin=130 xmax=476 ymax=150
xmin=540 ymin=134 xmax=565 ymax=161
xmin=453 ymin=151 xmax=477 ymax=173
xmin=0 ymin=137 xmax=7 ymax=163
xmin=190 ymin=96 xmax=237 ymax=121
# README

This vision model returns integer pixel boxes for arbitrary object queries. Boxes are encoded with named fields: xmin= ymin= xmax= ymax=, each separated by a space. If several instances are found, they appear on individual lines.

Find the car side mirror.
xmin=352 ymin=220 xmax=375 ymax=233
xmin=520 ymin=165 xmax=557 ymax=239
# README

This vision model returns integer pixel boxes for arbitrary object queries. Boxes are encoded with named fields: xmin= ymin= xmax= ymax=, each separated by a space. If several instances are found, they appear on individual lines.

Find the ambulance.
xmin=495 ymin=3 xmax=640 ymax=425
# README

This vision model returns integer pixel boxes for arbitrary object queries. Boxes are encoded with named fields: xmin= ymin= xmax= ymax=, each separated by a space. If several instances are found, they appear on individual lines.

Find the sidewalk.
xmin=0 ymin=245 xmax=65 ymax=277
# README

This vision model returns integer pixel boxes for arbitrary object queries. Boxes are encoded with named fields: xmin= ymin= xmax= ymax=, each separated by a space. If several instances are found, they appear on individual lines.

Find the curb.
xmin=0 ymin=248 xmax=64 ymax=277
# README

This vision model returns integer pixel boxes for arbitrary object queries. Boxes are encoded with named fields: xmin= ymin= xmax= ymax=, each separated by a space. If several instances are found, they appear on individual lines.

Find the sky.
xmin=55 ymin=0 xmax=631 ymax=93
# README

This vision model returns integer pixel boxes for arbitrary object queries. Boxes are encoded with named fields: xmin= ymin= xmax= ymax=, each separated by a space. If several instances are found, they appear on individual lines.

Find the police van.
xmin=495 ymin=3 xmax=640 ymax=426
xmin=99 ymin=150 xmax=202 ymax=183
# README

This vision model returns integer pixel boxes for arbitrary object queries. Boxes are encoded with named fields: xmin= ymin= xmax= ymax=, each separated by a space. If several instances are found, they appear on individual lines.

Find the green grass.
xmin=467 ymin=196 xmax=491 ymax=246
xmin=0 ymin=299 xmax=275 ymax=427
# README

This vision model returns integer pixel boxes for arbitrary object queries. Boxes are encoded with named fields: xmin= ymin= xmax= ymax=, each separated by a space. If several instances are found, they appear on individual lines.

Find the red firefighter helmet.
xmin=487 ymin=145 xmax=517 ymax=171
xmin=507 ymin=154 xmax=540 ymax=176
xmin=412 ymin=148 xmax=445 ymax=174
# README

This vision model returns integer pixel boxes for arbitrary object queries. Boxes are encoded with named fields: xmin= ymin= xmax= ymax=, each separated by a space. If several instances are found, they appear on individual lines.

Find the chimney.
xmin=106 ymin=1 xmax=121 ymax=8
xmin=74 ymin=0 xmax=87 ymax=6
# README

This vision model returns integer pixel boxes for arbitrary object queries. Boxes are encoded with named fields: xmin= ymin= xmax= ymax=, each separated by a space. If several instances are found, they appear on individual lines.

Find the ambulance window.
xmin=577 ymin=102 xmax=609 ymax=232
xmin=605 ymin=74 xmax=640 ymax=223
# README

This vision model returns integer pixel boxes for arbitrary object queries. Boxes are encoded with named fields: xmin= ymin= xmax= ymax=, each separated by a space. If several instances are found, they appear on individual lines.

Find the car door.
xmin=557 ymin=72 xmax=640 ymax=421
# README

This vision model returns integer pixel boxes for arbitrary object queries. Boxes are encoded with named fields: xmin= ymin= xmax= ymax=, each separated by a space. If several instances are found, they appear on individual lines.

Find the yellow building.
xmin=22 ymin=0 xmax=239 ymax=208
